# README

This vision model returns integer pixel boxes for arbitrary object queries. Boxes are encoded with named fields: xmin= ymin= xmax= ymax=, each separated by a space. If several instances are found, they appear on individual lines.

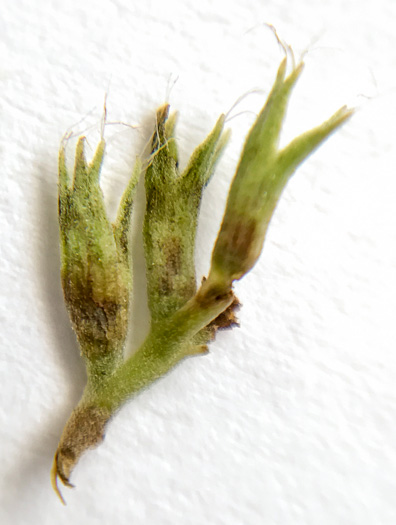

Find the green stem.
xmin=94 ymin=281 xmax=234 ymax=411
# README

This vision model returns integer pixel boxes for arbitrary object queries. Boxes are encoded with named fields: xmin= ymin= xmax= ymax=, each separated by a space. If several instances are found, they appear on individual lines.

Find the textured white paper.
xmin=1 ymin=0 xmax=395 ymax=523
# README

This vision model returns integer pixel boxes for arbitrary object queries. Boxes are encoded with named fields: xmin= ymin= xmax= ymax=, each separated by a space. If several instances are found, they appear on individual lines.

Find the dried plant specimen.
xmin=51 ymin=56 xmax=353 ymax=503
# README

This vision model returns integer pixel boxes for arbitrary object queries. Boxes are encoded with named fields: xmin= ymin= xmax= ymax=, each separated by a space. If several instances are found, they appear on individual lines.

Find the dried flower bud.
xmin=58 ymin=138 xmax=139 ymax=370
xmin=143 ymin=104 xmax=230 ymax=322
xmin=208 ymin=58 xmax=354 ymax=288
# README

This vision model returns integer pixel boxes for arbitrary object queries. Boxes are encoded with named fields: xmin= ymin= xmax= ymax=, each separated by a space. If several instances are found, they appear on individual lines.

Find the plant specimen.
xmin=51 ymin=55 xmax=353 ymax=503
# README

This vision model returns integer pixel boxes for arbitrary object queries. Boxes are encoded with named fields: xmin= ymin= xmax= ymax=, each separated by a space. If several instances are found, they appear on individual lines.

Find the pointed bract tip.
xmin=51 ymin=455 xmax=67 ymax=505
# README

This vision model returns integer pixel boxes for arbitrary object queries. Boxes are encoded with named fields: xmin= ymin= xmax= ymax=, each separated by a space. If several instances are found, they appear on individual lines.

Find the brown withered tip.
xmin=150 ymin=103 xmax=171 ymax=152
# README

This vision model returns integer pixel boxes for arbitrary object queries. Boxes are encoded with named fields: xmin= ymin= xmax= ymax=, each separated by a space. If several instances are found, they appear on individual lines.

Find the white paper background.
xmin=1 ymin=0 xmax=395 ymax=523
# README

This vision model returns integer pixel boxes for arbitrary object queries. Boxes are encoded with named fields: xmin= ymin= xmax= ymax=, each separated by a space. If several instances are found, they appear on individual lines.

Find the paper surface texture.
xmin=1 ymin=0 xmax=395 ymax=523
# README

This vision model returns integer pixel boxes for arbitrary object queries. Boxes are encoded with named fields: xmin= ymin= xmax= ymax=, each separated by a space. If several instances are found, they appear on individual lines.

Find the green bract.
xmin=52 ymin=57 xmax=353 ymax=503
